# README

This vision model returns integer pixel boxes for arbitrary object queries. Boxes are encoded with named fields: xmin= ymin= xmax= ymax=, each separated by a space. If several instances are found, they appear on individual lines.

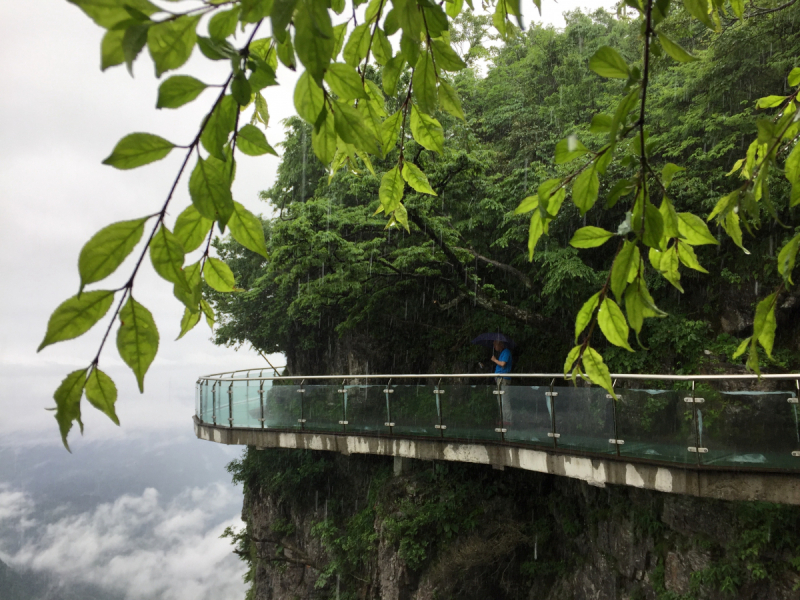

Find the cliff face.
xmin=230 ymin=449 xmax=800 ymax=600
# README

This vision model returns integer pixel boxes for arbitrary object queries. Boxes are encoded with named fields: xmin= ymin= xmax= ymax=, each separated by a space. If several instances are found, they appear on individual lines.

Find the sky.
xmin=0 ymin=0 xmax=614 ymax=598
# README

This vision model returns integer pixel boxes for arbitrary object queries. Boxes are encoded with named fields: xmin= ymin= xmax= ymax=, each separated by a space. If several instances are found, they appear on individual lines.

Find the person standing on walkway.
xmin=491 ymin=339 xmax=512 ymax=382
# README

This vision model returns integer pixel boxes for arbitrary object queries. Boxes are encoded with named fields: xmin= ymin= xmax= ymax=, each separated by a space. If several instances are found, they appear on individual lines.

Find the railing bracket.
xmin=788 ymin=397 xmax=798 ymax=404
xmin=297 ymin=418 xmax=307 ymax=423
xmin=433 ymin=389 xmax=445 ymax=395
xmin=688 ymin=446 xmax=708 ymax=453
xmin=608 ymin=439 xmax=625 ymax=445
xmin=792 ymin=451 xmax=800 ymax=457
xmin=495 ymin=428 xmax=507 ymax=433
xmin=547 ymin=432 xmax=560 ymax=438
xmin=338 ymin=420 xmax=349 ymax=425
xmin=435 ymin=424 xmax=447 ymax=430
xmin=606 ymin=394 xmax=621 ymax=400
xmin=384 ymin=422 xmax=395 ymax=427
xmin=383 ymin=389 xmax=394 ymax=394
xmin=545 ymin=391 xmax=558 ymax=397
xmin=684 ymin=397 xmax=704 ymax=403
xmin=493 ymin=390 xmax=504 ymax=395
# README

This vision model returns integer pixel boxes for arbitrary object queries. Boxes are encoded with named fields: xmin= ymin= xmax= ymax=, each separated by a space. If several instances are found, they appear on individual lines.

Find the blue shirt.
xmin=494 ymin=349 xmax=512 ymax=375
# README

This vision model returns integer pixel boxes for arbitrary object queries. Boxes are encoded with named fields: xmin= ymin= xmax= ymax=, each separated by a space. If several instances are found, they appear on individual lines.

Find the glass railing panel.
xmin=503 ymin=386 xmax=553 ymax=447
xmin=303 ymin=385 xmax=344 ymax=432
xmin=440 ymin=385 xmax=500 ymax=442
xmin=264 ymin=384 xmax=303 ymax=429
xmin=698 ymin=390 xmax=800 ymax=470
xmin=229 ymin=380 xmax=262 ymax=428
xmin=616 ymin=389 xmax=695 ymax=464
xmin=345 ymin=385 xmax=389 ymax=435
xmin=553 ymin=386 xmax=615 ymax=454
xmin=389 ymin=385 xmax=439 ymax=437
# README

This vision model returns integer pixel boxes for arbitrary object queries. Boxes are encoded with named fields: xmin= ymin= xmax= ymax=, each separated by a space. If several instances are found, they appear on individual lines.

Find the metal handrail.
xmin=200 ymin=365 xmax=286 ymax=378
xmin=198 ymin=370 xmax=800 ymax=383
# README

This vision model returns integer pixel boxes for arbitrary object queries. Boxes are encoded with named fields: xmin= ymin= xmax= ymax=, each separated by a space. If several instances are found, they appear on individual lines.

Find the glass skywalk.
xmin=195 ymin=371 xmax=800 ymax=472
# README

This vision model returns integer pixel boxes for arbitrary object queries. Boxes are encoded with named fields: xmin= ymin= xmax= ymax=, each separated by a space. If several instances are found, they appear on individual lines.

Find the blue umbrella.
xmin=470 ymin=332 xmax=515 ymax=349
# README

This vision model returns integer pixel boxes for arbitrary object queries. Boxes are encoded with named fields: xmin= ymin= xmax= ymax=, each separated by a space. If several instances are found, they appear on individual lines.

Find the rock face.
xmin=234 ymin=449 xmax=800 ymax=600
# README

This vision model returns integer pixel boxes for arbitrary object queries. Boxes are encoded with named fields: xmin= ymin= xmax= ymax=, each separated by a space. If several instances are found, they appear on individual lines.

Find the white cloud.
xmin=0 ymin=484 xmax=247 ymax=600
xmin=0 ymin=485 xmax=35 ymax=530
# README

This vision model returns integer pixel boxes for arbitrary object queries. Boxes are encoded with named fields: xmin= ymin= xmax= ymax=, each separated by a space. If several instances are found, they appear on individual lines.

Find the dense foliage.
xmin=213 ymin=3 xmax=800 ymax=378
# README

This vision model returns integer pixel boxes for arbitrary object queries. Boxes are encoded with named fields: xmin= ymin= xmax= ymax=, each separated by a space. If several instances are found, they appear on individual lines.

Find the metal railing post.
xmin=212 ymin=381 xmax=217 ymax=425
xmin=546 ymin=378 xmax=559 ymax=449
xmin=228 ymin=380 xmax=234 ymax=428
xmin=259 ymin=380 xmax=265 ymax=429
xmin=297 ymin=379 xmax=306 ymax=429
xmin=791 ymin=380 xmax=800 ymax=459
xmin=610 ymin=379 xmax=621 ymax=457
xmin=384 ymin=378 xmax=394 ymax=434
xmin=686 ymin=380 xmax=707 ymax=465
xmin=338 ymin=379 xmax=348 ymax=431
xmin=434 ymin=378 xmax=445 ymax=438
xmin=494 ymin=377 xmax=506 ymax=441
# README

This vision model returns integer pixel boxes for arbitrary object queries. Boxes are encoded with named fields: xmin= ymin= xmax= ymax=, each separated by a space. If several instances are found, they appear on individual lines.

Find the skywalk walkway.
xmin=194 ymin=371 xmax=800 ymax=505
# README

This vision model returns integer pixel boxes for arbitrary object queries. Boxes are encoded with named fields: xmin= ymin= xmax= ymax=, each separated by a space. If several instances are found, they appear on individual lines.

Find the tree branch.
xmin=455 ymin=247 xmax=532 ymax=289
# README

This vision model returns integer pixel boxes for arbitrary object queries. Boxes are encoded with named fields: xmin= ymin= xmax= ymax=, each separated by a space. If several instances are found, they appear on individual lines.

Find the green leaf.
xmin=174 ymin=205 xmax=212 ymax=253
xmin=610 ymin=87 xmax=639 ymax=142
xmin=651 ymin=246 xmax=684 ymax=292
xmin=431 ymin=39 xmax=466 ymax=71
xmin=201 ymin=95 xmax=237 ymax=160
xmin=383 ymin=54 xmax=405 ymax=95
xmin=201 ymin=298 xmax=215 ymax=328
xmin=575 ymin=291 xmax=601 ymax=342
xmin=343 ymin=23 xmax=370 ymax=67
xmin=611 ymin=241 xmax=636 ymax=300
xmin=177 ymin=307 xmax=202 ymax=340
xmin=53 ymin=369 xmax=87 ymax=451
xmin=277 ymin=33 xmax=296 ymax=69
xmin=157 ymin=75 xmax=208 ymax=109
xmin=570 ymin=226 xmax=614 ymax=249
xmin=527 ymin=210 xmax=545 ymax=261
xmin=117 ymin=296 xmax=159 ymax=393
xmin=677 ymin=212 xmax=718 ymax=245
xmin=174 ymin=261 xmax=202 ymax=311
xmin=572 ymin=166 xmax=599 ymax=215
xmin=208 ymin=7 xmax=240 ymax=40
xmin=400 ymin=33 xmax=420 ymax=64
xmin=642 ymin=202 xmax=664 ymax=249
xmin=102 ymin=133 xmax=175 ymax=170
xmin=554 ymin=136 xmax=588 ymax=164
xmin=241 ymin=0 xmax=273 ymax=23
xmin=122 ymin=24 xmax=149 ymax=75
xmin=229 ymin=201 xmax=269 ymax=258
xmin=401 ymin=162 xmax=436 ymax=195
xmin=514 ymin=195 xmax=538 ymax=215
xmin=395 ymin=0 xmax=424 ymax=41
xmin=312 ymin=108 xmax=337 ymax=164
xmin=324 ymin=63 xmax=368 ymax=100
xmin=789 ymin=67 xmax=800 ymax=87
xmin=78 ymin=218 xmax=146 ymax=290
xmin=231 ymin=72 xmax=252 ymax=105
xmin=197 ymin=35 xmax=238 ymax=60
xmin=422 ymin=3 xmax=449 ymax=36
xmin=589 ymin=114 xmax=612 ymax=134
xmin=676 ymin=240 xmax=708 ymax=273
xmin=85 ymin=368 xmax=119 ymax=426
xmin=203 ymin=257 xmax=236 ymax=292
xmin=657 ymin=32 xmax=696 ymax=63
xmin=730 ymin=0 xmax=744 ymax=18
xmin=68 ymin=0 xmax=159 ymax=29
xmin=731 ymin=336 xmax=751 ymax=359
xmin=563 ymin=345 xmax=581 ymax=375
xmin=410 ymin=104 xmax=444 ymax=154
xmin=777 ymin=233 xmax=800 ymax=285
xmin=293 ymin=0 xmax=334 ymax=85
xmin=270 ymin=0 xmax=299 ymax=42
xmin=379 ymin=110 xmax=403 ymax=158
xmin=598 ymin=298 xmax=633 ymax=351
xmin=683 ymin=0 xmax=714 ymax=29
xmin=379 ymin=166 xmax=404 ymax=213
xmin=589 ymin=46 xmax=629 ymax=79
xmin=189 ymin=156 xmax=235 ymax=226
xmin=438 ymin=80 xmax=465 ymax=121
xmin=147 ymin=15 xmax=200 ymax=78
xmin=334 ymin=101 xmax=381 ymax=155
xmin=659 ymin=196 xmax=680 ymax=243
xmin=413 ymin=51 xmax=438 ymax=115
xmin=753 ymin=293 xmax=777 ymax=358
xmin=372 ymin=28 xmax=393 ymax=66
xmin=293 ymin=71 xmax=326 ymax=125
xmin=101 ymin=29 xmax=125 ymax=71
xmin=582 ymin=347 xmax=615 ymax=398
xmin=150 ymin=225 xmax=189 ymax=291
xmin=237 ymin=124 xmax=278 ymax=156
xmin=755 ymin=95 xmax=787 ymax=109
xmin=38 ymin=291 xmax=115 ymax=352
xmin=661 ymin=163 xmax=684 ymax=188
